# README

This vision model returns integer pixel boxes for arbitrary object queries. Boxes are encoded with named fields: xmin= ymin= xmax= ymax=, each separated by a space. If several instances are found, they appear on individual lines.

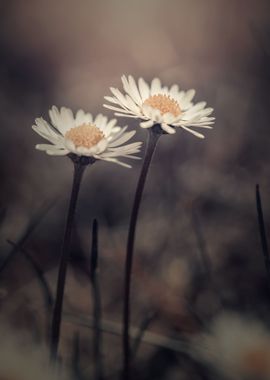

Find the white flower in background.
xmin=191 ymin=312 xmax=270 ymax=380
xmin=103 ymin=75 xmax=215 ymax=138
xmin=32 ymin=106 xmax=142 ymax=168
xmin=0 ymin=323 xmax=70 ymax=380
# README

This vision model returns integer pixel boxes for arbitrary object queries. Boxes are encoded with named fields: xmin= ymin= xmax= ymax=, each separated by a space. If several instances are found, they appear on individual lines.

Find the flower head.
xmin=191 ymin=312 xmax=270 ymax=380
xmin=104 ymin=75 xmax=215 ymax=138
xmin=32 ymin=106 xmax=142 ymax=167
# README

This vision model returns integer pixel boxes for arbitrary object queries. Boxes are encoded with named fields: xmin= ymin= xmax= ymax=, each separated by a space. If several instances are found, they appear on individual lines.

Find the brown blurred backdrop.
xmin=0 ymin=0 xmax=270 ymax=376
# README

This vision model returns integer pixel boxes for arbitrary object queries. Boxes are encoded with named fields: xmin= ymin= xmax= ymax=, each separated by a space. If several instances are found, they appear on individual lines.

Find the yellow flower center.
xmin=143 ymin=94 xmax=181 ymax=117
xmin=65 ymin=124 xmax=104 ymax=148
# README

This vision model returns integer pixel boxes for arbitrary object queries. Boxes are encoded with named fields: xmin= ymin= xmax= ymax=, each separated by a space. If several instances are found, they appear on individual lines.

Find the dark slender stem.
xmin=256 ymin=184 xmax=270 ymax=286
xmin=90 ymin=219 xmax=104 ymax=380
xmin=50 ymin=161 xmax=87 ymax=360
xmin=123 ymin=127 xmax=161 ymax=380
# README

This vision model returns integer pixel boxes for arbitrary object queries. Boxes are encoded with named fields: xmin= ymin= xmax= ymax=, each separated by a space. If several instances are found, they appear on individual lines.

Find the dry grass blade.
xmin=131 ymin=311 xmax=157 ymax=361
xmin=0 ymin=198 xmax=56 ymax=274
xmin=65 ymin=312 xmax=190 ymax=354
xmin=7 ymin=239 xmax=53 ymax=310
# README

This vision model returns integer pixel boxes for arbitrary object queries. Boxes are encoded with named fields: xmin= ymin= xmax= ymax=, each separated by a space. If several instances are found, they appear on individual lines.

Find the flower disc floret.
xmin=65 ymin=124 xmax=104 ymax=149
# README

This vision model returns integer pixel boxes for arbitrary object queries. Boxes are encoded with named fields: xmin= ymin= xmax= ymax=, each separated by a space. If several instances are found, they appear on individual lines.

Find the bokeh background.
xmin=1 ymin=0 xmax=270 ymax=379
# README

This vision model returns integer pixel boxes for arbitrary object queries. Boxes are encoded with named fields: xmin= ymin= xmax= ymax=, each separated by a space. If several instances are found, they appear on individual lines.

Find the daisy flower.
xmin=32 ymin=106 xmax=142 ymax=168
xmin=32 ymin=107 xmax=142 ymax=358
xmin=191 ymin=312 xmax=270 ymax=380
xmin=104 ymin=75 xmax=215 ymax=138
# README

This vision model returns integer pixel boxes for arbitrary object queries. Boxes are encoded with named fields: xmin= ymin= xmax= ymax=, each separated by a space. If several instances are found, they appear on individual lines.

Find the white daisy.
xmin=103 ymin=75 xmax=215 ymax=138
xmin=32 ymin=106 xmax=142 ymax=168
xmin=191 ymin=312 xmax=270 ymax=380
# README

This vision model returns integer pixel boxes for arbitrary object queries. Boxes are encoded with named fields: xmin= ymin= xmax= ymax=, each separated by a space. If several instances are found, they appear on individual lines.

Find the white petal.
xmin=49 ymin=106 xmax=73 ymax=134
xmin=141 ymin=104 xmax=153 ymax=118
xmin=75 ymin=109 xmax=93 ymax=126
xmin=180 ymin=126 xmax=205 ymax=139
xmin=64 ymin=139 xmax=76 ymax=151
xmin=102 ymin=118 xmax=118 ymax=136
xmin=104 ymin=96 xmax=120 ymax=105
xmin=121 ymin=75 xmax=141 ymax=106
xmin=151 ymin=108 xmax=162 ymax=122
xmin=60 ymin=107 xmax=75 ymax=127
xmin=95 ymin=138 xmax=108 ymax=154
xmin=107 ymin=126 xmax=128 ymax=143
xmin=140 ymin=120 xmax=154 ymax=129
xmin=184 ymin=102 xmax=207 ymax=116
xmin=125 ymin=95 xmax=141 ymax=114
xmin=127 ymin=75 xmax=142 ymax=104
xmin=48 ymin=106 xmax=64 ymax=133
xmin=162 ymin=112 xmax=175 ymax=124
xmin=32 ymin=125 xmax=61 ymax=145
xmin=161 ymin=124 xmax=176 ymax=134
xmin=74 ymin=146 xmax=92 ymax=156
xmin=103 ymin=104 xmax=134 ymax=114
xmin=150 ymin=78 xmax=162 ymax=95
xmin=108 ymin=130 xmax=136 ymax=147
xmin=180 ymin=89 xmax=196 ymax=107
xmin=104 ymin=141 xmax=142 ymax=156
xmin=94 ymin=113 xmax=106 ymax=127
xmin=119 ymin=154 xmax=141 ymax=159
xmin=95 ymin=156 xmax=132 ymax=168
xmin=160 ymin=85 xmax=169 ymax=94
xmin=46 ymin=148 xmax=69 ymax=156
xmin=169 ymin=84 xmax=179 ymax=97
xmin=36 ymin=143 xmax=64 ymax=151
xmin=35 ymin=118 xmax=61 ymax=139
xmin=191 ymin=125 xmax=213 ymax=129
xmin=114 ymin=113 xmax=141 ymax=119
xmin=138 ymin=77 xmax=150 ymax=101
xmin=176 ymin=90 xmax=185 ymax=103
xmin=199 ymin=107 xmax=214 ymax=117
xmin=110 ymin=87 xmax=130 ymax=109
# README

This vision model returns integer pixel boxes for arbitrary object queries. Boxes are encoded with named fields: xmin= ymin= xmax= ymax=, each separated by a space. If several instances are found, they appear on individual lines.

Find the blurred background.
xmin=0 ymin=0 xmax=270 ymax=378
